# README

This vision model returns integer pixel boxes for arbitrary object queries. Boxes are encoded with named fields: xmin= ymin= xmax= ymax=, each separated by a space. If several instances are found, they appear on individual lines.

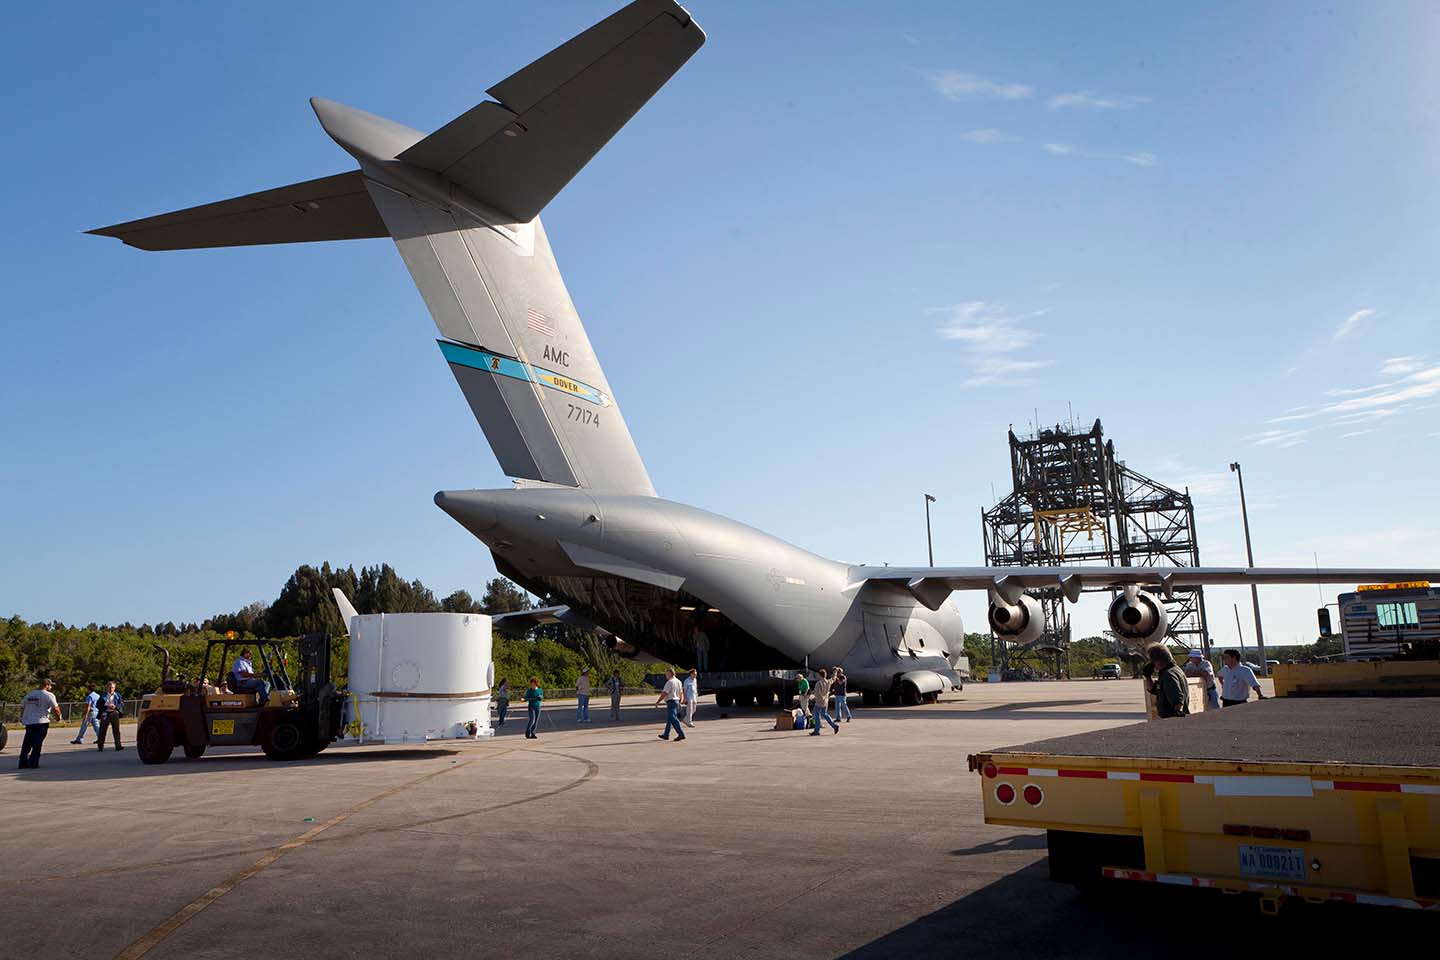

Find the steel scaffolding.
xmin=981 ymin=418 xmax=1211 ymax=677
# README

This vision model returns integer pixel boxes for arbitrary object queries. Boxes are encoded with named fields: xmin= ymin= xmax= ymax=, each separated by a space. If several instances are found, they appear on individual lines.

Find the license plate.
xmin=1238 ymin=844 xmax=1306 ymax=881
xmin=211 ymin=719 xmax=235 ymax=735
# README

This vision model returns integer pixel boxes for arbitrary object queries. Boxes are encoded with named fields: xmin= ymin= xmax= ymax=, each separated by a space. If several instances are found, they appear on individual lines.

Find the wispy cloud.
xmin=963 ymin=357 xmax=1054 ymax=386
xmin=933 ymin=301 xmax=1045 ymax=352
xmin=1340 ymin=429 xmax=1377 ymax=439
xmin=1333 ymin=308 xmax=1377 ymax=340
xmin=1380 ymin=355 xmax=1424 ymax=377
xmin=960 ymin=128 xmax=1012 ymax=145
xmin=1245 ymin=427 xmax=1315 ymax=448
xmin=1041 ymin=143 xmax=1158 ymax=167
xmin=1049 ymin=90 xmax=1150 ymax=111
xmin=929 ymin=70 xmax=1032 ymax=102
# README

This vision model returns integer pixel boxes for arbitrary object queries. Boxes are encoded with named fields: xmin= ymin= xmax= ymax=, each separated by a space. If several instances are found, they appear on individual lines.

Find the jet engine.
xmin=1107 ymin=588 xmax=1169 ymax=645
xmin=987 ymin=594 xmax=1043 ymax=646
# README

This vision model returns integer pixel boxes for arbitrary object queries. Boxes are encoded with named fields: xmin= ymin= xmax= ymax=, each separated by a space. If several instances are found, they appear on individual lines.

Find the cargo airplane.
xmin=92 ymin=1 xmax=1438 ymax=705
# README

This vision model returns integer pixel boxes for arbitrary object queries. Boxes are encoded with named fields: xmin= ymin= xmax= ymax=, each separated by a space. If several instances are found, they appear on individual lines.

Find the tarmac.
xmin=2 ymin=676 xmax=1424 ymax=959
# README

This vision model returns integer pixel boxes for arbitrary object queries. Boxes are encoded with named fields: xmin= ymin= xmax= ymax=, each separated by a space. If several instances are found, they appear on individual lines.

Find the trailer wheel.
xmin=183 ymin=744 xmax=206 ymax=760
xmin=1047 ymin=829 xmax=1145 ymax=892
xmin=137 ymin=717 xmax=175 ymax=765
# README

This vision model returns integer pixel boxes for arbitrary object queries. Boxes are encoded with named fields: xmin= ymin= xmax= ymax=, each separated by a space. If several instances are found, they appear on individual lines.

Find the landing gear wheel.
xmin=861 ymin=691 xmax=880 ymax=708
xmin=183 ymin=744 xmax=206 ymax=760
xmin=715 ymin=692 xmax=734 ymax=708
xmin=262 ymin=719 xmax=306 ymax=761
xmin=756 ymin=690 xmax=775 ymax=707
xmin=137 ymin=717 xmax=175 ymax=765
xmin=777 ymin=694 xmax=793 ymax=710
xmin=881 ymin=690 xmax=900 ymax=707
xmin=901 ymin=683 xmax=923 ymax=706
xmin=734 ymin=692 xmax=755 ymax=707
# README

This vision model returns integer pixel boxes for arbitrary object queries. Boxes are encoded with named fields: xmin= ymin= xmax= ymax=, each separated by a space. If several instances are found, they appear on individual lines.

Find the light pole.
xmin=1229 ymin=461 xmax=1267 ymax=675
xmin=923 ymin=494 xmax=937 ymax=567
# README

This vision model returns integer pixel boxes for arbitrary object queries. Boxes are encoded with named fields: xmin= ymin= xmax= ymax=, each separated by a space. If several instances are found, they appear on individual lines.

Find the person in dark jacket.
xmin=1144 ymin=644 xmax=1190 ymax=718
xmin=96 ymin=680 xmax=126 ymax=750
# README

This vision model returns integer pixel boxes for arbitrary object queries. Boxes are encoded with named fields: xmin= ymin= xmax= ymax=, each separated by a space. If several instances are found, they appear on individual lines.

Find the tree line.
xmin=1 ymin=563 xmax=655 ymax=706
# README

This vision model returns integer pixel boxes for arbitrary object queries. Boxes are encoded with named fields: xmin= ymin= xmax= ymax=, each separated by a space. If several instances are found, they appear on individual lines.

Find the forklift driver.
xmin=231 ymin=648 xmax=271 ymax=706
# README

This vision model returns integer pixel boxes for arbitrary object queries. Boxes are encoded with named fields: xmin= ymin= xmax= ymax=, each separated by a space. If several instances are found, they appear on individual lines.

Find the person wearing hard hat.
xmin=1183 ymin=650 xmax=1219 ymax=710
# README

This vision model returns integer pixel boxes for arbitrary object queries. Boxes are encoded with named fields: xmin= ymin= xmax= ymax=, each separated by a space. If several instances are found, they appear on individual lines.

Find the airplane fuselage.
xmin=436 ymin=487 xmax=966 ymax=696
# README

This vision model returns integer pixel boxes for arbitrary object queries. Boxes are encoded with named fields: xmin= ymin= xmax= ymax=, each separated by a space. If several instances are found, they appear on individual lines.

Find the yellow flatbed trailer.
xmin=967 ymin=695 xmax=1440 ymax=912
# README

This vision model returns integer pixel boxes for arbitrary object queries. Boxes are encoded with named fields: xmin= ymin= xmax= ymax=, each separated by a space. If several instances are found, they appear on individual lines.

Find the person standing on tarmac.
xmin=95 ymin=681 xmax=126 ymax=750
xmin=1183 ymin=650 xmax=1220 ymax=711
xmin=606 ymin=669 xmax=624 ymax=720
xmin=523 ymin=677 xmax=544 ymax=739
xmin=71 ymin=684 xmax=100 ymax=744
xmin=682 ymin=668 xmax=699 ymax=728
xmin=18 ymin=679 xmax=62 ymax=769
xmin=576 ymin=667 xmax=592 ymax=723
xmin=1219 ymin=649 xmax=1266 ymax=707
xmin=1143 ymin=645 xmax=1190 ymax=719
xmin=494 ymin=678 xmax=510 ymax=727
xmin=833 ymin=668 xmax=853 ymax=723
xmin=655 ymin=668 xmax=687 ymax=742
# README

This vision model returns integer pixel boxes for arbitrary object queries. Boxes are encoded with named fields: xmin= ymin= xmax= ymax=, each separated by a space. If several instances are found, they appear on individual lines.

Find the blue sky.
xmin=3 ymin=1 xmax=1438 ymax=651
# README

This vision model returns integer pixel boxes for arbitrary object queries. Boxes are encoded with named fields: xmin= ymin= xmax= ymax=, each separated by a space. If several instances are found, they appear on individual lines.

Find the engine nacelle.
xmin=1107 ymin=588 xmax=1169 ymax=645
xmin=988 ymin=594 xmax=1043 ymax=646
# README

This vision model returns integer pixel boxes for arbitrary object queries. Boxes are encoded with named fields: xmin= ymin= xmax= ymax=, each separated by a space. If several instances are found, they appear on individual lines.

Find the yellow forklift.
xmin=136 ymin=634 xmax=343 ymax=763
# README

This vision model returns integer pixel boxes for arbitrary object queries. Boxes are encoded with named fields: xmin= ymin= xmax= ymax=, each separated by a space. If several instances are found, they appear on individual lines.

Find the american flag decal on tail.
xmin=526 ymin=307 xmax=556 ymax=338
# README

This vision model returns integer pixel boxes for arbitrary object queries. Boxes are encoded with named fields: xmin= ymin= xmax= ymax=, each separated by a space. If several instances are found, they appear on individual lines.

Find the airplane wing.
xmin=491 ymin=604 xmax=610 ymax=637
xmin=848 ymin=565 xmax=1440 ymax=610
xmin=87 ymin=171 xmax=387 ymax=250
xmin=396 ymin=0 xmax=705 ymax=223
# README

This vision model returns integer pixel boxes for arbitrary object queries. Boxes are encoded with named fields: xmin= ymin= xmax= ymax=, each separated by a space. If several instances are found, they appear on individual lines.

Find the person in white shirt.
xmin=231 ymin=648 xmax=271 ymax=706
xmin=1183 ymin=650 xmax=1220 ymax=710
xmin=654 ymin=668 xmax=687 ymax=741
xmin=1219 ymin=649 xmax=1265 ymax=707
xmin=71 ymin=684 xmax=101 ymax=744
xmin=575 ymin=668 xmax=592 ymax=723
xmin=18 ymin=679 xmax=62 ymax=769
xmin=682 ymin=669 xmax=699 ymax=727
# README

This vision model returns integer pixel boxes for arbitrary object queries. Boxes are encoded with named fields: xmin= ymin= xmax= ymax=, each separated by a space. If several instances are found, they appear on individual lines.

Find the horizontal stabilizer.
xmin=397 ymin=0 xmax=704 ymax=222
xmin=88 ymin=171 xmax=385 ymax=250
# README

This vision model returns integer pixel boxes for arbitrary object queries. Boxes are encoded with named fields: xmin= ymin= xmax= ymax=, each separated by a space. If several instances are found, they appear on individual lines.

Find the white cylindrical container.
xmin=347 ymin=612 xmax=494 ymax=743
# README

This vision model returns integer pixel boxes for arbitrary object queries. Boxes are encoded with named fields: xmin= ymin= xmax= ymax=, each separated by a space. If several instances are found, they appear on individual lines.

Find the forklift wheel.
xmin=137 ymin=718 xmax=175 ymax=764
xmin=183 ymin=744 xmax=206 ymax=760
xmin=262 ymin=719 xmax=307 ymax=761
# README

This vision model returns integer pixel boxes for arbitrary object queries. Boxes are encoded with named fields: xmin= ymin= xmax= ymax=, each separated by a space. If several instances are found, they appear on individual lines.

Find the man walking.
xmin=18 ymin=679 xmax=62 ymax=769
xmin=655 ymin=668 xmax=687 ymax=741
xmin=682 ymin=668 xmax=699 ymax=728
xmin=810 ymin=668 xmax=840 ymax=735
xmin=1183 ymin=650 xmax=1220 ymax=711
xmin=96 ymin=680 xmax=125 ymax=750
xmin=606 ymin=669 xmax=623 ymax=720
xmin=71 ymin=684 xmax=101 ymax=744
xmin=576 ymin=667 xmax=592 ymax=723
xmin=1219 ymin=649 xmax=1266 ymax=707
xmin=833 ymin=668 xmax=853 ymax=722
